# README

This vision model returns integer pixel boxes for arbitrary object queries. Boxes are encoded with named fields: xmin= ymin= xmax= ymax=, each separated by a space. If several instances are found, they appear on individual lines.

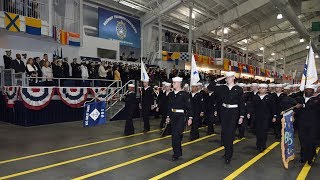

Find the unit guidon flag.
xmin=83 ymin=101 xmax=107 ymax=127
xmin=281 ymin=110 xmax=295 ymax=169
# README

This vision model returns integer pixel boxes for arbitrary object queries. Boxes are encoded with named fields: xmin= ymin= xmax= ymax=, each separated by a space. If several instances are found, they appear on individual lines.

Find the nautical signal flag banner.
xmin=281 ymin=110 xmax=295 ymax=169
xmin=5 ymin=12 xmax=20 ymax=32
xmin=60 ymin=30 xmax=68 ymax=45
xmin=25 ymin=17 xmax=41 ymax=35
xmin=83 ymin=101 xmax=107 ymax=127
xmin=68 ymin=32 xmax=80 ymax=46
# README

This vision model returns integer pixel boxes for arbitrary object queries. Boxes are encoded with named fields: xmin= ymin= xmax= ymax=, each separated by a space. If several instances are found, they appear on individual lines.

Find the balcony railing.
xmin=0 ymin=0 xmax=49 ymax=22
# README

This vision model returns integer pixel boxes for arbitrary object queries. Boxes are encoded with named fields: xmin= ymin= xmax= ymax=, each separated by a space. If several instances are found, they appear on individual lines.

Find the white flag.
xmin=300 ymin=44 xmax=318 ymax=91
xmin=190 ymin=54 xmax=200 ymax=85
xmin=141 ymin=59 xmax=149 ymax=81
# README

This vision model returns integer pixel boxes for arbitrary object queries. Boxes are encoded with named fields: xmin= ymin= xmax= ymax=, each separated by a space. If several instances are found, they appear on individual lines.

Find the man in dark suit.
xmin=11 ymin=54 xmax=25 ymax=73
xmin=3 ymin=50 xmax=13 ymax=69
xmin=123 ymin=84 xmax=139 ymax=136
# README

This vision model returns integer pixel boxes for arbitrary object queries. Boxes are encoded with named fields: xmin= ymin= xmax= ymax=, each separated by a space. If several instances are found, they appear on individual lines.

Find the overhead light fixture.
xmin=290 ymin=31 xmax=296 ymax=34
xmin=242 ymin=39 xmax=248 ymax=43
xmin=306 ymin=45 xmax=310 ymax=49
xmin=280 ymin=57 xmax=284 ymax=60
xmin=223 ymin=28 xmax=229 ymax=34
xmin=277 ymin=13 xmax=283 ymax=19
xmin=316 ymin=54 xmax=319 ymax=58
xmin=271 ymin=52 xmax=275 ymax=56
xmin=259 ymin=47 xmax=264 ymax=51
xmin=300 ymin=38 xmax=305 ymax=43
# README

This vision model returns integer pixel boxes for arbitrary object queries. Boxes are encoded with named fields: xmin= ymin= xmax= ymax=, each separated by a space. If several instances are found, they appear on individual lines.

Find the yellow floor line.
xmin=72 ymin=134 xmax=216 ymax=180
xmin=0 ymin=129 xmax=160 ymax=165
xmin=224 ymin=142 xmax=280 ymax=180
xmin=0 ymin=132 xmax=170 ymax=179
xmin=296 ymin=147 xmax=320 ymax=180
xmin=149 ymin=138 xmax=244 ymax=180
xmin=0 ymin=127 xmax=206 ymax=179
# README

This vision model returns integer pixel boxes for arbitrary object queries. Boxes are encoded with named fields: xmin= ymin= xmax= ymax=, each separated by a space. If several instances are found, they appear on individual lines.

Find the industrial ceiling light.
xmin=300 ymin=38 xmax=305 ymax=43
xmin=306 ymin=45 xmax=310 ymax=49
xmin=290 ymin=31 xmax=295 ymax=34
xmin=223 ymin=28 xmax=229 ymax=34
xmin=277 ymin=13 xmax=283 ymax=19
xmin=280 ymin=57 xmax=284 ymax=59
xmin=271 ymin=52 xmax=275 ymax=56
xmin=192 ymin=12 xmax=195 ymax=19
xmin=315 ymin=54 xmax=319 ymax=58
xmin=259 ymin=47 xmax=264 ymax=51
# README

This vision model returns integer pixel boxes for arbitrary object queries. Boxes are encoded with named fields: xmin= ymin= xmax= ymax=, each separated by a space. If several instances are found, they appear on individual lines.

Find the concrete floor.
xmin=0 ymin=119 xmax=319 ymax=180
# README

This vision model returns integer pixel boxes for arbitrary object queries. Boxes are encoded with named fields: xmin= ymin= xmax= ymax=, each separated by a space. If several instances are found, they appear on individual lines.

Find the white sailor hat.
xmin=238 ymin=83 xmax=245 ymax=87
xmin=162 ymin=82 xmax=167 ymax=85
xmin=275 ymin=84 xmax=283 ymax=88
xmin=245 ymin=84 xmax=250 ymax=87
xmin=191 ymin=82 xmax=198 ymax=86
xmin=251 ymin=83 xmax=258 ymax=87
xmin=268 ymin=83 xmax=275 ymax=87
xmin=258 ymin=84 xmax=268 ymax=88
xmin=165 ymin=83 xmax=171 ymax=87
xmin=184 ymin=83 xmax=189 ymax=87
xmin=294 ymin=84 xmax=300 ymax=88
xmin=172 ymin=77 xmax=183 ymax=82
xmin=225 ymin=71 xmax=236 ymax=77
xmin=305 ymin=84 xmax=316 ymax=90
xmin=128 ymin=84 xmax=135 ymax=88
xmin=283 ymin=86 xmax=290 ymax=90
xmin=197 ymin=82 xmax=203 ymax=86
xmin=154 ymin=86 xmax=159 ymax=88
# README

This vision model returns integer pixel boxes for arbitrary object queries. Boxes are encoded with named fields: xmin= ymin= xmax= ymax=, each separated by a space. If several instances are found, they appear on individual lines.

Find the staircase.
xmin=105 ymin=80 xmax=136 ymax=121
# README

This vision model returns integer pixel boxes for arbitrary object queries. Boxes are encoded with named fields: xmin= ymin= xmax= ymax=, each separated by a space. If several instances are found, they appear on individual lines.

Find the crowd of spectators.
xmin=2 ymin=50 xmax=269 ymax=87
xmin=164 ymin=30 xmax=263 ymax=63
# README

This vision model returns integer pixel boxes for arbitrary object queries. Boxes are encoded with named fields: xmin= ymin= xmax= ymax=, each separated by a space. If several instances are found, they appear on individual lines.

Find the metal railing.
xmin=106 ymin=80 xmax=135 ymax=111
xmin=0 ymin=0 xmax=49 ymax=22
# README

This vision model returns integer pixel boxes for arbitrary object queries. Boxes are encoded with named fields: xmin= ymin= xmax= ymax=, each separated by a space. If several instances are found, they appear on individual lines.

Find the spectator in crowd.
xmin=41 ymin=60 xmax=53 ymax=86
xmin=3 ymin=50 xmax=13 ymax=69
xmin=80 ymin=61 xmax=89 ymax=80
xmin=25 ymin=58 xmax=38 ymax=85
xmin=98 ymin=61 xmax=107 ymax=86
xmin=62 ymin=58 xmax=70 ymax=78
xmin=40 ymin=54 xmax=49 ymax=67
xmin=71 ymin=58 xmax=81 ymax=78
xmin=33 ymin=57 xmax=42 ymax=78
xmin=89 ymin=62 xmax=98 ymax=79
xmin=22 ymin=53 xmax=27 ymax=63
xmin=11 ymin=53 xmax=25 ymax=73
xmin=80 ymin=61 xmax=89 ymax=86
xmin=114 ymin=66 xmax=121 ymax=80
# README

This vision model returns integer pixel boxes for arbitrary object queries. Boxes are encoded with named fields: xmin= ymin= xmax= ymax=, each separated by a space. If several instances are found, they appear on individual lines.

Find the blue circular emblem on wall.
xmin=116 ymin=20 xmax=127 ymax=40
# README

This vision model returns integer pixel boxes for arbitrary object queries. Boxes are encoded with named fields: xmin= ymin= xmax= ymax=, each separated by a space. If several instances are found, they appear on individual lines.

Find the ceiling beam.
xmin=141 ymin=0 xmax=183 ymax=26
xmin=194 ymin=0 xmax=270 ymax=39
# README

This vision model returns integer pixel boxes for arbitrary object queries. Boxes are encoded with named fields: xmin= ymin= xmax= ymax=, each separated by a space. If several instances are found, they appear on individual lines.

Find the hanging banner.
xmin=58 ymin=87 xmax=89 ymax=108
xmin=90 ymin=88 xmax=108 ymax=101
xmin=98 ymin=8 xmax=141 ymax=48
xmin=281 ymin=110 xmax=295 ymax=169
xmin=20 ymin=87 xmax=55 ymax=110
xmin=83 ymin=101 xmax=107 ymax=127
xmin=3 ymin=86 xmax=19 ymax=108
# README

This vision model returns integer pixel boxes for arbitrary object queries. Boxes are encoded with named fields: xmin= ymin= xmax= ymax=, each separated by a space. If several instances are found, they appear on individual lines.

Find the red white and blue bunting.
xmin=3 ymin=86 xmax=20 ymax=108
xmin=90 ymin=88 xmax=108 ymax=101
xmin=58 ymin=87 xmax=89 ymax=108
xmin=20 ymin=87 xmax=55 ymax=110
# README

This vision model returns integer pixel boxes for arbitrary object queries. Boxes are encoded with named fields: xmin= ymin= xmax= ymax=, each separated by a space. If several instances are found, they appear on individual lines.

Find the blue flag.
xmin=83 ymin=101 xmax=107 ymax=127
xmin=281 ymin=110 xmax=295 ymax=169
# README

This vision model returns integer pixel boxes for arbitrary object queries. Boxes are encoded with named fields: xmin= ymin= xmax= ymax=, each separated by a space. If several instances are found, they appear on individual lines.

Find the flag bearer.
xmin=123 ymin=84 xmax=139 ymax=136
xmin=141 ymin=79 xmax=154 ymax=132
